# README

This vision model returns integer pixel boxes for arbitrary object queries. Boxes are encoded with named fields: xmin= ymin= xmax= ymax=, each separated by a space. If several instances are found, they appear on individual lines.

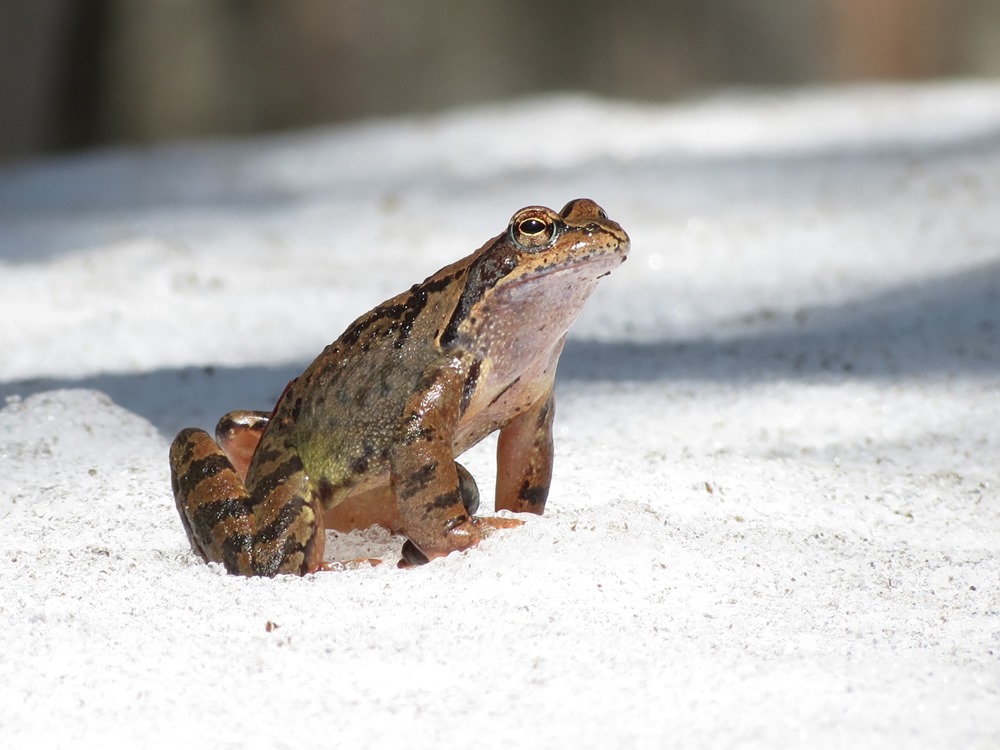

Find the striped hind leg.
xmin=169 ymin=428 xmax=255 ymax=574
xmin=169 ymin=428 xmax=326 ymax=576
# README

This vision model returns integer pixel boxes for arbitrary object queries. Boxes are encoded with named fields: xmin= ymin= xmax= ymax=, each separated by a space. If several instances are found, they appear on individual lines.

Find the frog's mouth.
xmin=511 ymin=249 xmax=627 ymax=288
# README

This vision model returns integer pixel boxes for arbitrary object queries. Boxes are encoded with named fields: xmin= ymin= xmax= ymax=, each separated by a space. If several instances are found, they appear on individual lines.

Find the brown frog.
xmin=169 ymin=199 xmax=629 ymax=575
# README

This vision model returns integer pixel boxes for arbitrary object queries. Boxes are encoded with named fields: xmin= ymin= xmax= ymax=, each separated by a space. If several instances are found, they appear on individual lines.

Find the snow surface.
xmin=1 ymin=83 xmax=999 ymax=749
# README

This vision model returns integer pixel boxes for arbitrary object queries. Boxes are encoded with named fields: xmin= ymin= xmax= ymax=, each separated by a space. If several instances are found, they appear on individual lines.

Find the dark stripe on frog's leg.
xmin=495 ymin=392 xmax=555 ymax=514
xmin=516 ymin=481 xmax=548 ymax=512
xmin=394 ymin=461 xmax=439 ymax=500
xmin=169 ymin=428 xmax=253 ymax=573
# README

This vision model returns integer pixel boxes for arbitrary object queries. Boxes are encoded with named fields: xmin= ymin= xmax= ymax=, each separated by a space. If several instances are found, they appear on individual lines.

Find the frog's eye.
xmin=510 ymin=211 xmax=558 ymax=250
xmin=519 ymin=218 xmax=547 ymax=235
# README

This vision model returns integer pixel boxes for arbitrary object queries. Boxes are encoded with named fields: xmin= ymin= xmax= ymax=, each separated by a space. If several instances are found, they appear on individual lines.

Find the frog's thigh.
xmin=495 ymin=392 xmax=555 ymax=514
xmin=390 ymin=370 xmax=481 ymax=560
xmin=216 ymin=410 xmax=271 ymax=482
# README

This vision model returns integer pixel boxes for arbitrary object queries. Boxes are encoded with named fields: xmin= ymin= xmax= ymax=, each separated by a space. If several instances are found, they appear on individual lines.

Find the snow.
xmin=1 ymin=82 xmax=999 ymax=749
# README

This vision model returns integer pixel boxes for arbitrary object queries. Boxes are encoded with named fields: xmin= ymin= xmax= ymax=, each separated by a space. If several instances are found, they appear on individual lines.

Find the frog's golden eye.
xmin=511 ymin=212 xmax=558 ymax=250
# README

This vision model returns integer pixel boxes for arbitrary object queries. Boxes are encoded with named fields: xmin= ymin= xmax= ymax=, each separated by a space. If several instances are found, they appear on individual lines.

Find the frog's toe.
xmin=474 ymin=515 xmax=525 ymax=532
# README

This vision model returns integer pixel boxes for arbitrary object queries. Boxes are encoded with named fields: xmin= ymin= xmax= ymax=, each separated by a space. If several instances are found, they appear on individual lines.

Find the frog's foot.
xmin=215 ymin=410 xmax=271 ymax=482
xmin=476 ymin=516 xmax=525 ymax=531
xmin=399 ymin=515 xmax=524 ymax=567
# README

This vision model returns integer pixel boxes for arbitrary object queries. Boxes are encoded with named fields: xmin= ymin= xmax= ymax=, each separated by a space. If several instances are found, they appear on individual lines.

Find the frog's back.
xmin=261 ymin=264 xmax=473 ymax=505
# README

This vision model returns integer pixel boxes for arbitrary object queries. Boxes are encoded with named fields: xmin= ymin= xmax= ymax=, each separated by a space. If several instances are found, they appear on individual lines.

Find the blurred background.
xmin=3 ymin=0 xmax=1000 ymax=164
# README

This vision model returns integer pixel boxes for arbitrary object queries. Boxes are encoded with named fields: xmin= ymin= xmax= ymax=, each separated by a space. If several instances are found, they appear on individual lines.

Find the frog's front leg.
xmin=495 ymin=392 xmax=555 ymax=514
xmin=390 ymin=363 xmax=485 ymax=563
xmin=170 ymin=429 xmax=325 ymax=576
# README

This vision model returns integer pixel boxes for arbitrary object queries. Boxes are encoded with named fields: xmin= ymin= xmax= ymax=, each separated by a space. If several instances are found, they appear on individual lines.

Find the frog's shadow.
xmin=2 ymin=259 xmax=997 ymax=435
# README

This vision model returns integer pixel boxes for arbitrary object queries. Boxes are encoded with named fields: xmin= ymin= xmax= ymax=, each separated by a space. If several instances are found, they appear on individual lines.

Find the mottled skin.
xmin=169 ymin=199 xmax=629 ymax=575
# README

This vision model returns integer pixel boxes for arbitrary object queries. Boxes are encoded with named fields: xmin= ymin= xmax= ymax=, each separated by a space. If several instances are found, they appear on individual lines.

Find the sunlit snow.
xmin=1 ymin=83 xmax=999 ymax=748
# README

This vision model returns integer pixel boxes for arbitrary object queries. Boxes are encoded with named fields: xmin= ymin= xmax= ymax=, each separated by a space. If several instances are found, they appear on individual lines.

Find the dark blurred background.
xmin=3 ymin=0 xmax=1000 ymax=163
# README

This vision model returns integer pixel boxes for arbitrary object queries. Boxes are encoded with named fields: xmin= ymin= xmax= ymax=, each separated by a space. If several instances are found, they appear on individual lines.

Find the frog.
xmin=169 ymin=198 xmax=629 ymax=576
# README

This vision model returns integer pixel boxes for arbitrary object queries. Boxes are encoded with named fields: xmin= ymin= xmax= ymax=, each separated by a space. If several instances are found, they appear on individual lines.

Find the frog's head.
xmin=440 ymin=199 xmax=629 ymax=348
xmin=503 ymin=198 xmax=630 ymax=280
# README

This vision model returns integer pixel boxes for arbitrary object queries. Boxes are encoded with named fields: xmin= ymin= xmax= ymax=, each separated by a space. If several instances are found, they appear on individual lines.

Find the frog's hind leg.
xmin=170 ymin=427 xmax=255 ymax=573
xmin=169 ymin=428 xmax=326 ymax=576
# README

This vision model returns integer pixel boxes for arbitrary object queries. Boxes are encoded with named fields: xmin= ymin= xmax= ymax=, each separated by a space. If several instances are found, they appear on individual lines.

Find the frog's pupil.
xmin=521 ymin=219 xmax=546 ymax=235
